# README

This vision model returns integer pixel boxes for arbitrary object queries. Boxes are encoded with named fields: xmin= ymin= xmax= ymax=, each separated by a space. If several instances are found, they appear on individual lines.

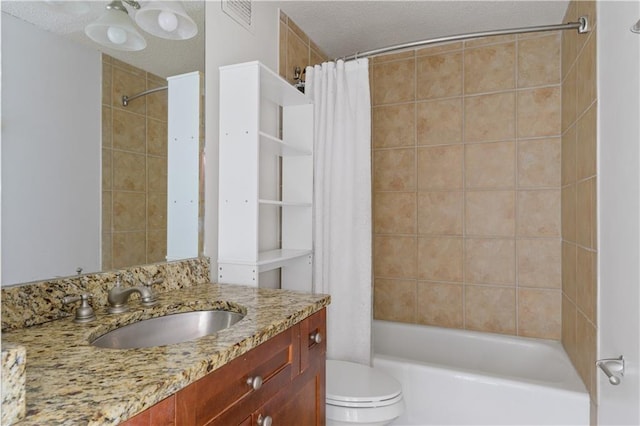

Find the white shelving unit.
xmin=218 ymin=61 xmax=313 ymax=290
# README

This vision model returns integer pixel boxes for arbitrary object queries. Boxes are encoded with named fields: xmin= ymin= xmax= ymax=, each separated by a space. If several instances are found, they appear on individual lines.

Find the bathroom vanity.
xmin=1 ymin=279 xmax=329 ymax=425
xmin=122 ymin=308 xmax=326 ymax=425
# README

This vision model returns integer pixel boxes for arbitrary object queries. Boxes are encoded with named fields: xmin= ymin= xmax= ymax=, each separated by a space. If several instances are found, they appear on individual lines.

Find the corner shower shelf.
xmin=218 ymin=61 xmax=313 ymax=290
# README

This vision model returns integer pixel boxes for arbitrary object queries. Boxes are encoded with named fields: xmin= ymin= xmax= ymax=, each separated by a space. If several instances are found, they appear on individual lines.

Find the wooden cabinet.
xmin=217 ymin=61 xmax=314 ymax=291
xmin=121 ymin=309 xmax=326 ymax=426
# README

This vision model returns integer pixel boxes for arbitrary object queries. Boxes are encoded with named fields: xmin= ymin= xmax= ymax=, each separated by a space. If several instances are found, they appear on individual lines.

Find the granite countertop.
xmin=1 ymin=283 xmax=330 ymax=425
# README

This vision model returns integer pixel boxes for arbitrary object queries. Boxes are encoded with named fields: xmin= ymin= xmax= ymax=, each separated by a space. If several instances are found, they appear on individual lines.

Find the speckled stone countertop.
xmin=1 ymin=283 xmax=330 ymax=425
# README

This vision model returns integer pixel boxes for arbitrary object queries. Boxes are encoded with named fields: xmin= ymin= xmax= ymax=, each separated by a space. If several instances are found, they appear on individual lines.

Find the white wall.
xmin=203 ymin=2 xmax=280 ymax=283
xmin=1 ymin=13 xmax=101 ymax=285
xmin=597 ymin=1 xmax=640 ymax=424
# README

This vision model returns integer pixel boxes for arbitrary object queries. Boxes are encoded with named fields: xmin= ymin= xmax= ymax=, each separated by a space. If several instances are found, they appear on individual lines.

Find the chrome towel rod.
xmin=122 ymin=85 xmax=168 ymax=107
xmin=341 ymin=16 xmax=589 ymax=61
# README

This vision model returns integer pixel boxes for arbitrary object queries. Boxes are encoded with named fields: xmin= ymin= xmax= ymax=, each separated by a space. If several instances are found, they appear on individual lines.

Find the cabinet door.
xmin=120 ymin=395 xmax=175 ymax=426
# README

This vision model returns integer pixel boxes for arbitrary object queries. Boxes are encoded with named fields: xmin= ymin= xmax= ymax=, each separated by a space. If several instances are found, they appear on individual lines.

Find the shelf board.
xmin=259 ymin=199 xmax=312 ymax=207
xmin=219 ymin=249 xmax=312 ymax=273
xmin=259 ymin=132 xmax=311 ymax=157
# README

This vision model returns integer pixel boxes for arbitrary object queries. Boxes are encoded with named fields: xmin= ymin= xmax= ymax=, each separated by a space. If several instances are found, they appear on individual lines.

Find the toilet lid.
xmin=326 ymin=360 xmax=402 ymax=407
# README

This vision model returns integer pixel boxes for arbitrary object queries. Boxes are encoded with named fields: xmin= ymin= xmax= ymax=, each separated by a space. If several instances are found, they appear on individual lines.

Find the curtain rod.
xmin=122 ymin=85 xmax=168 ymax=107
xmin=340 ymin=16 xmax=589 ymax=61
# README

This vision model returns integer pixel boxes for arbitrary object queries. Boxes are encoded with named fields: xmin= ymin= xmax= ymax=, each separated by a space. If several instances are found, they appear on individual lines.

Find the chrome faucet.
xmin=107 ymin=274 xmax=161 ymax=314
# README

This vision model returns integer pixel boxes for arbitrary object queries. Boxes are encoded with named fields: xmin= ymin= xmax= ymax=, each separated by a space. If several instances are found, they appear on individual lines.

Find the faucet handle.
xmin=144 ymin=277 xmax=164 ymax=287
xmin=63 ymin=293 xmax=97 ymax=323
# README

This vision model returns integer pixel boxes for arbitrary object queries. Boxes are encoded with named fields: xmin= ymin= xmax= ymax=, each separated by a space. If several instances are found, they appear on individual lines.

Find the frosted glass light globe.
xmin=107 ymin=26 xmax=128 ymax=44
xmin=157 ymin=11 xmax=178 ymax=32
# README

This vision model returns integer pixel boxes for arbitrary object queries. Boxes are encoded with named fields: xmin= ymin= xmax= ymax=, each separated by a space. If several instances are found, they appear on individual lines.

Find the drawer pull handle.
xmin=247 ymin=375 xmax=263 ymax=390
xmin=310 ymin=331 xmax=323 ymax=344
xmin=257 ymin=414 xmax=273 ymax=426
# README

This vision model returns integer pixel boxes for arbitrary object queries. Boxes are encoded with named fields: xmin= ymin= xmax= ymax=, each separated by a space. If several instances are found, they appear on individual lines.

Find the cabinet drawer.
xmin=300 ymin=309 xmax=326 ymax=373
xmin=176 ymin=327 xmax=295 ymax=426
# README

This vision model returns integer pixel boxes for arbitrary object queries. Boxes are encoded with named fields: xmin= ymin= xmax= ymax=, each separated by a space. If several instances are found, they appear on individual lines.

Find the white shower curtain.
xmin=306 ymin=59 xmax=372 ymax=365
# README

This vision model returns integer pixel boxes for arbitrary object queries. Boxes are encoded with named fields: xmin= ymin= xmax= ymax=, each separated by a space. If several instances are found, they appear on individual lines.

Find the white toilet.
xmin=326 ymin=359 xmax=404 ymax=426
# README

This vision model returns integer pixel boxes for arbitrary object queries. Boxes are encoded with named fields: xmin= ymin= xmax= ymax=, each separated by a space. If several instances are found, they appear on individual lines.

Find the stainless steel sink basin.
xmin=91 ymin=310 xmax=245 ymax=349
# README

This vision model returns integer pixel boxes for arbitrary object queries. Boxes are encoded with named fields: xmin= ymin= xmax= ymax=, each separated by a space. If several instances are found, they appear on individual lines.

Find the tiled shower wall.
xmin=279 ymin=12 xmax=329 ymax=83
xmin=561 ymin=0 xmax=598 ymax=404
xmin=102 ymin=55 xmax=168 ymax=269
xmin=372 ymin=32 xmax=563 ymax=339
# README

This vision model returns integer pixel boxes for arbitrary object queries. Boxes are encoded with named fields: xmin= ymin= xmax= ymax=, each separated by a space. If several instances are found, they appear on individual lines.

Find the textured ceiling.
xmin=1 ymin=1 xmax=571 ymax=77
xmin=1 ymin=0 xmax=205 ymax=78
xmin=276 ymin=1 xmax=571 ymax=59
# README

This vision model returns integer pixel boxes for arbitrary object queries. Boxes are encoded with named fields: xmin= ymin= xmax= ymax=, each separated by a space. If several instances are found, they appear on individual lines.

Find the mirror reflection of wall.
xmin=102 ymin=55 xmax=169 ymax=270
xmin=1 ymin=8 xmax=203 ymax=286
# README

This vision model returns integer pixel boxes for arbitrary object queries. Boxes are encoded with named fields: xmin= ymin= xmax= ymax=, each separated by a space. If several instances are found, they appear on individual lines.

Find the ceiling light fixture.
xmin=631 ymin=19 xmax=640 ymax=34
xmin=85 ymin=1 xmax=146 ymax=51
xmin=135 ymin=1 xmax=198 ymax=40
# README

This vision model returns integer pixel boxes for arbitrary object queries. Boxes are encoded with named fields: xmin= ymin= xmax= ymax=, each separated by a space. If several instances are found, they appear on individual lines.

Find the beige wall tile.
xmin=374 ymin=192 xmax=416 ymax=234
xmin=416 ymin=42 xmax=462 ymax=56
xmin=561 ymin=2 xmax=578 ymax=77
xmin=147 ymin=229 xmax=167 ymax=263
xmin=464 ymin=92 xmax=516 ymax=142
xmin=465 ymin=34 xmax=515 ymax=48
xmin=416 ymin=98 xmax=462 ymax=145
xmin=562 ymin=125 xmax=577 ymax=186
xmin=147 ymin=156 xmax=167 ymax=193
xmin=372 ymin=59 xmax=415 ymax=105
xmin=113 ymin=109 xmax=146 ymax=153
xmin=102 ymin=148 xmax=112 ymax=191
xmin=147 ymin=118 xmax=167 ymax=156
xmin=102 ymin=191 xmax=112 ymax=232
xmin=417 ymin=192 xmax=463 ymax=236
xmin=562 ymin=295 xmax=577 ymax=361
xmin=465 ymin=286 xmax=516 ymax=334
xmin=417 ymin=237 xmax=463 ymax=282
xmin=113 ymin=151 xmax=146 ymax=192
xmin=577 ymin=103 xmax=597 ymax=180
xmin=576 ymin=31 xmax=597 ymax=117
xmin=417 ymin=281 xmax=463 ymax=328
xmin=373 ymin=104 xmax=415 ymax=148
xmin=576 ymin=312 xmax=597 ymax=398
xmin=374 ymin=278 xmax=417 ymax=322
xmin=373 ymin=148 xmax=416 ymax=191
xmin=102 ymin=107 xmax=112 ymax=148
xmin=147 ymin=192 xmax=167 ymax=230
xmin=465 ymin=238 xmax=515 ymax=285
xmin=576 ymin=247 xmax=597 ymax=323
xmin=518 ymin=34 xmax=561 ymax=88
xmin=562 ymin=65 xmax=577 ymax=132
xmin=518 ymin=138 xmax=561 ymax=188
xmin=576 ymin=1 xmax=597 ymax=53
xmin=576 ymin=178 xmax=595 ymax=248
xmin=112 ymin=231 xmax=146 ymax=268
xmin=102 ymin=232 xmax=112 ymax=270
xmin=279 ymin=21 xmax=287 ymax=78
xmin=517 ymin=87 xmax=561 ymax=138
xmin=372 ymin=51 xmax=415 ymax=64
xmin=464 ymin=42 xmax=515 ymax=94
xmin=417 ymin=145 xmax=463 ymax=190
xmin=517 ymin=190 xmax=561 ymax=237
xmin=112 ymin=67 xmax=146 ymax=115
xmin=146 ymin=90 xmax=167 ymax=122
xmin=465 ymin=191 xmax=515 ymax=236
xmin=113 ymin=192 xmax=146 ymax=231
xmin=518 ymin=239 xmax=561 ymax=288
xmin=562 ymin=184 xmax=577 ymax=243
xmin=287 ymin=17 xmax=309 ymax=45
xmin=102 ymin=61 xmax=113 ymax=106
xmin=518 ymin=288 xmax=561 ymax=339
xmin=310 ymin=48 xmax=326 ymax=67
xmin=562 ymin=241 xmax=578 ymax=302
xmin=112 ymin=57 xmax=146 ymax=76
xmin=416 ymin=52 xmax=462 ymax=100
xmin=286 ymin=28 xmax=309 ymax=85
xmin=374 ymin=236 xmax=417 ymax=279
xmin=465 ymin=141 xmax=516 ymax=189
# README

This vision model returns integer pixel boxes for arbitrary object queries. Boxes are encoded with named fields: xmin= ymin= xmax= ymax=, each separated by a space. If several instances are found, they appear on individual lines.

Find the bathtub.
xmin=372 ymin=320 xmax=590 ymax=425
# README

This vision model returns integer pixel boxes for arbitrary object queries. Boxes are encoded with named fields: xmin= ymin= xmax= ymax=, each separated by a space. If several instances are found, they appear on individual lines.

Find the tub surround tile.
xmin=464 ymin=141 xmax=516 ymax=189
xmin=417 ymin=236 xmax=463 ymax=282
xmin=374 ymin=278 xmax=417 ymax=323
xmin=517 ymin=33 xmax=561 ymax=88
xmin=464 ymin=238 xmax=515 ymax=285
xmin=373 ymin=104 xmax=416 ymax=148
xmin=373 ymin=149 xmax=416 ymax=191
xmin=517 ymin=138 xmax=561 ymax=188
xmin=417 ymin=281 xmax=463 ymax=328
xmin=464 ymin=42 xmax=515 ymax=94
xmin=374 ymin=192 xmax=417 ymax=234
xmin=1 ymin=344 xmax=26 ymax=425
xmin=464 ymin=92 xmax=516 ymax=142
xmin=465 ymin=190 xmax=515 ymax=237
xmin=416 ymin=52 xmax=462 ymax=100
xmin=417 ymin=191 xmax=463 ymax=236
xmin=517 ymin=87 xmax=561 ymax=139
xmin=465 ymin=286 xmax=516 ymax=335
xmin=417 ymin=145 xmax=464 ymax=190
xmin=2 ymin=282 xmax=329 ymax=425
xmin=517 ymin=288 xmax=561 ymax=339
xmin=372 ymin=59 xmax=416 ymax=105
xmin=416 ymin=98 xmax=463 ymax=145
xmin=517 ymin=239 xmax=562 ymax=289
xmin=374 ymin=236 xmax=417 ymax=279
xmin=517 ymin=190 xmax=561 ymax=237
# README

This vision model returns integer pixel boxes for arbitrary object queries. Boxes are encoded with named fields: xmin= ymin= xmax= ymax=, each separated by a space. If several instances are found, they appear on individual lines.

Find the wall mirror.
xmin=1 ymin=1 xmax=205 ymax=286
